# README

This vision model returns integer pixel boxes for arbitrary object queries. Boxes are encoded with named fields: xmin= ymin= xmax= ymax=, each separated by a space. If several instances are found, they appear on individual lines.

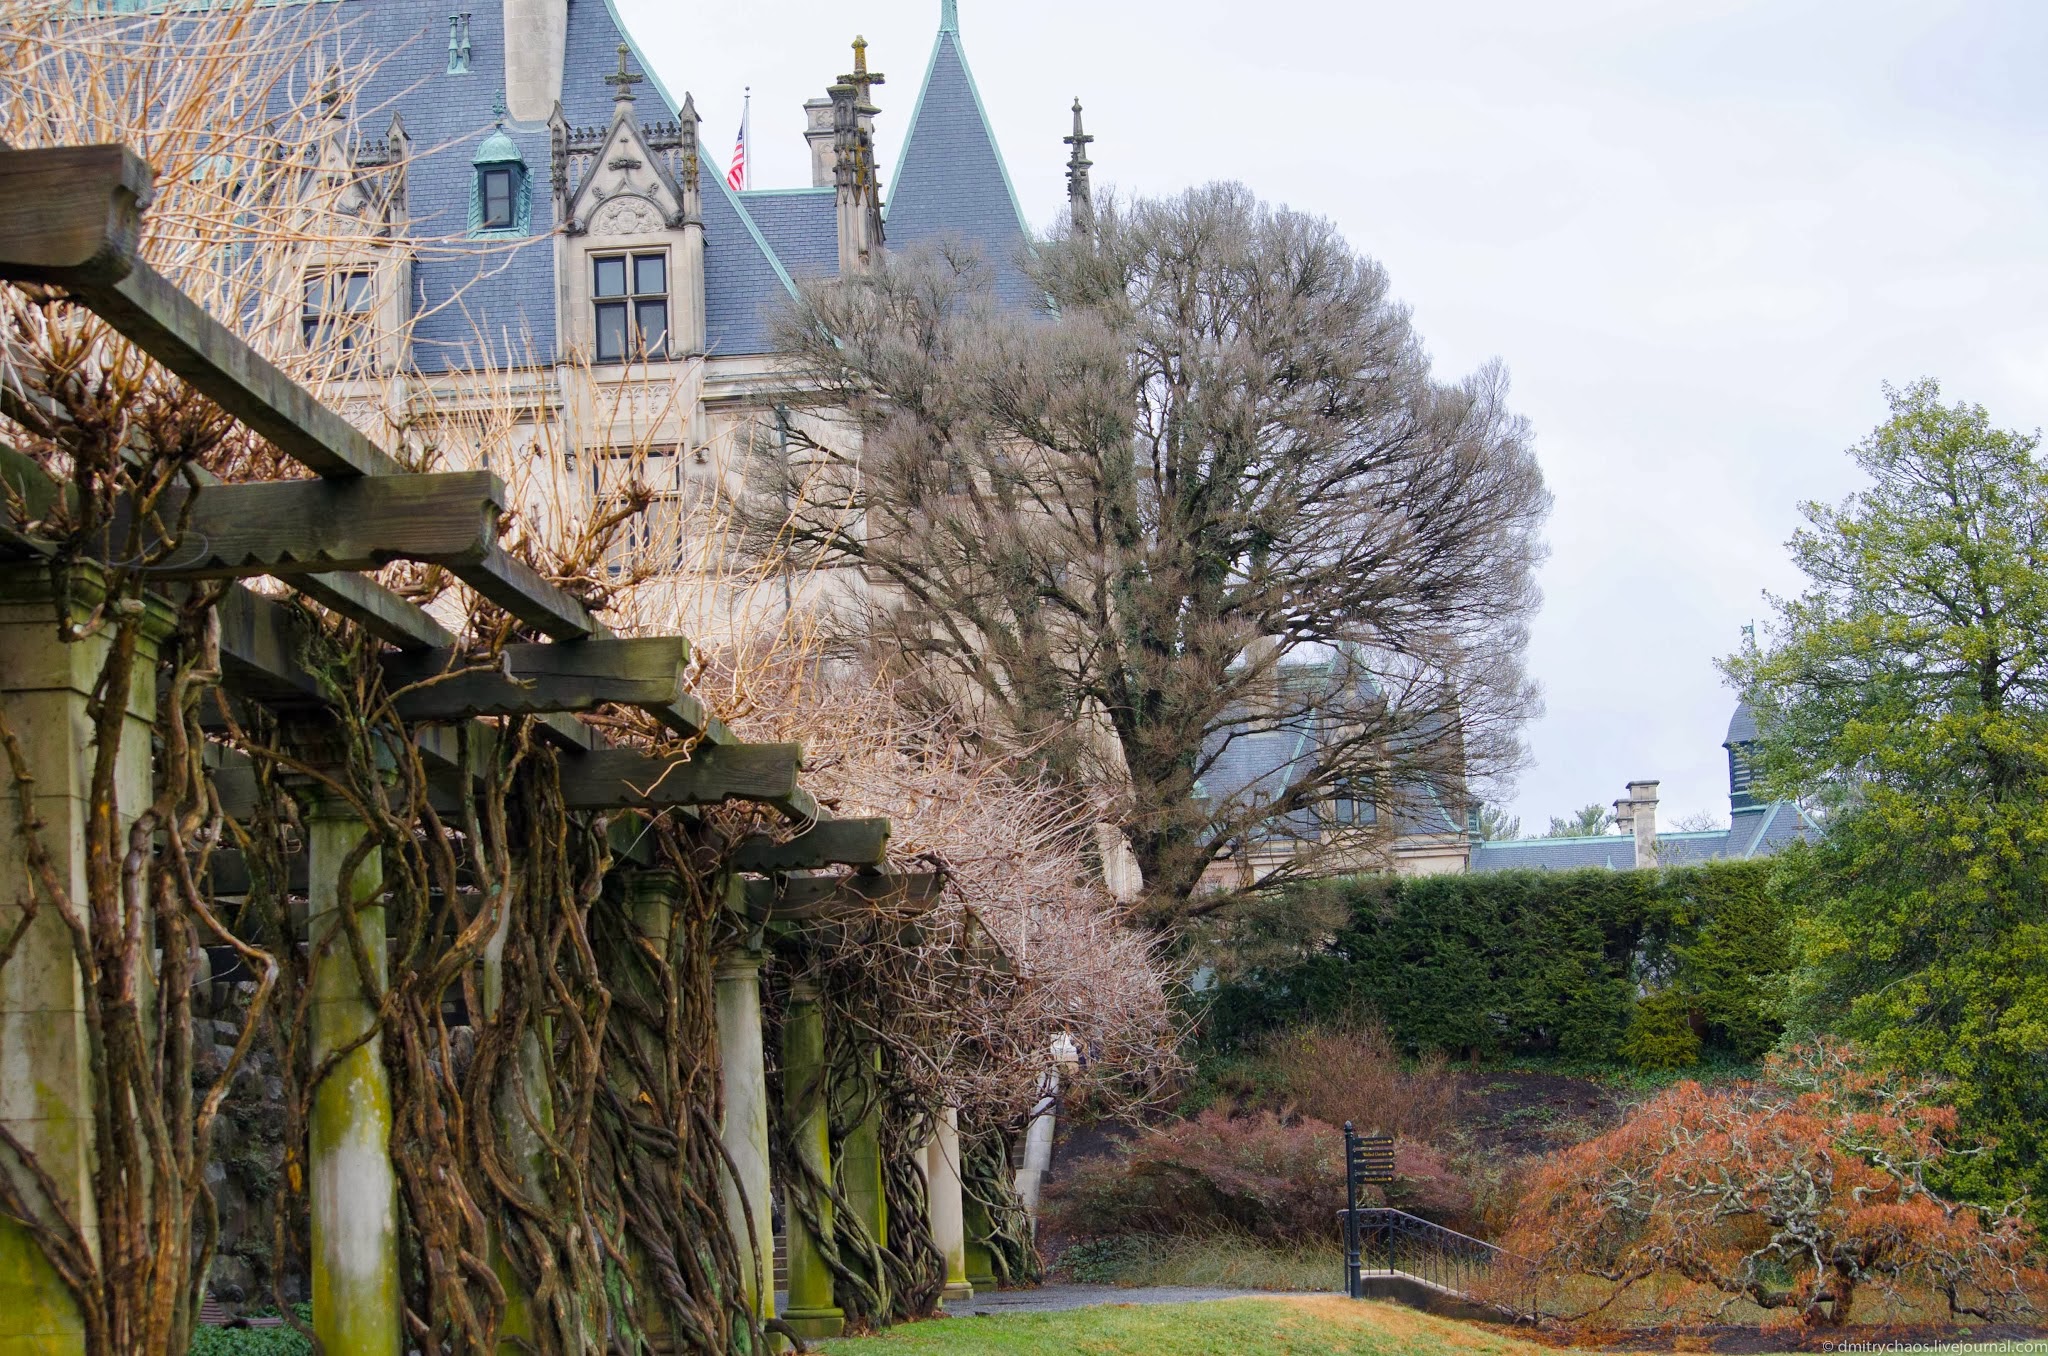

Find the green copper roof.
xmin=473 ymin=127 xmax=523 ymax=165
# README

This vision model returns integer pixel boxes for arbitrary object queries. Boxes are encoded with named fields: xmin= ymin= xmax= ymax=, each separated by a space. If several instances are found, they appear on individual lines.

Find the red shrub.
xmin=1045 ymin=1108 xmax=1474 ymax=1244
xmin=1497 ymin=1042 xmax=2042 ymax=1328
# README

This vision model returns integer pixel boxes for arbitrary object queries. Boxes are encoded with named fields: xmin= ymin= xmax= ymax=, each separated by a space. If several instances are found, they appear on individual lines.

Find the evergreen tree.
xmin=1727 ymin=379 xmax=2048 ymax=1210
xmin=1545 ymin=804 xmax=1614 ymax=838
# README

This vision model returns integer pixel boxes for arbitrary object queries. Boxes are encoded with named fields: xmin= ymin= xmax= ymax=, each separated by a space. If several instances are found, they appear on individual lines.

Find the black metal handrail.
xmin=1340 ymin=1206 xmax=1538 ymax=1319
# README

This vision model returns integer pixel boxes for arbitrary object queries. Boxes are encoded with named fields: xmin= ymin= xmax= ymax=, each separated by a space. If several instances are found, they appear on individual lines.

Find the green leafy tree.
xmin=1477 ymin=804 xmax=1522 ymax=841
xmin=1545 ymin=803 xmax=1614 ymax=838
xmin=1726 ymin=379 xmax=2048 ymax=1210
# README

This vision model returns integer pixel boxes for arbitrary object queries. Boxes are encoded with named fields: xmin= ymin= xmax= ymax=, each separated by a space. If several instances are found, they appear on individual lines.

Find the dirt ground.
xmin=1451 ymin=1069 xmax=1631 ymax=1159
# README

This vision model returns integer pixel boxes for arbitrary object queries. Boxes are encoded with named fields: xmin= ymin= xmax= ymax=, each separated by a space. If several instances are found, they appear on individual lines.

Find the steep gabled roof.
xmin=885 ymin=6 xmax=1037 ymax=309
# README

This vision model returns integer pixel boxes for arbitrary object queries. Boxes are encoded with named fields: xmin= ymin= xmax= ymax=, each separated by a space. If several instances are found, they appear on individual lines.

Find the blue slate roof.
xmin=702 ymin=178 xmax=801 ymax=356
xmin=1471 ymin=835 xmax=1641 ymax=873
xmin=740 ymin=189 xmax=841 ymax=281
xmin=885 ymin=16 xmax=1038 ymax=309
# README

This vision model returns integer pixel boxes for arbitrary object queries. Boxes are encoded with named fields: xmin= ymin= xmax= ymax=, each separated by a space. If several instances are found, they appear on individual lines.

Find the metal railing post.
xmin=1342 ymin=1121 xmax=1361 ymax=1298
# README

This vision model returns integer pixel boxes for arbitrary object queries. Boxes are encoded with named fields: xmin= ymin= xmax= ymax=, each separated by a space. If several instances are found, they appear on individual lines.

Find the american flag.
xmin=727 ymin=90 xmax=749 ymax=191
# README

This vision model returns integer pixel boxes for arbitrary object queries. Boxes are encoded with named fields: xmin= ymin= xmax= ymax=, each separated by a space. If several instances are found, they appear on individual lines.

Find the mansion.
xmin=296 ymin=0 xmax=1060 ymax=471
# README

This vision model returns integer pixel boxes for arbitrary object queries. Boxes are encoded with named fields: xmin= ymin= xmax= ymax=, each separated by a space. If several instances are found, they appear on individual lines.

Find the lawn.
xmin=815 ymin=1296 xmax=1548 ymax=1356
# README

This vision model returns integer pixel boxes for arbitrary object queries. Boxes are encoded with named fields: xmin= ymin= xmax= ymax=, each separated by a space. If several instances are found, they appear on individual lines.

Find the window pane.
xmin=594 ymin=301 xmax=628 ymax=362
xmin=482 ymin=169 xmax=512 ymax=227
xmin=593 ymin=256 xmax=627 ymax=298
xmin=635 ymin=300 xmax=669 ymax=358
xmin=633 ymin=252 xmax=666 ymax=297
xmin=301 ymin=275 xmax=323 ymax=343
xmin=341 ymin=272 xmax=374 ymax=314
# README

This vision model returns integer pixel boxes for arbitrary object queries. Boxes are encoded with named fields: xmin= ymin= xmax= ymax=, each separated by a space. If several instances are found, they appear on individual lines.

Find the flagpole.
xmin=742 ymin=87 xmax=752 ymax=190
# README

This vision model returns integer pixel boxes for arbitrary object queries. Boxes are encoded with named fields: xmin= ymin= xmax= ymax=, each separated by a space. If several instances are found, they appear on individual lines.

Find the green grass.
xmin=1059 ymin=1234 xmax=1344 ymax=1292
xmin=817 ymin=1296 xmax=1549 ymax=1356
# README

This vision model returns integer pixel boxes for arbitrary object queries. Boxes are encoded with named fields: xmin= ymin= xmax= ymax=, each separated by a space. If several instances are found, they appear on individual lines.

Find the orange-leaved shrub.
xmin=1044 ymin=1108 xmax=1472 ymax=1245
xmin=1496 ymin=1042 xmax=2043 ymax=1328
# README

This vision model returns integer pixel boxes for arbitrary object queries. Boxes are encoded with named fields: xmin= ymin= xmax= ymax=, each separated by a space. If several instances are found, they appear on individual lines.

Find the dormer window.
xmin=592 ymin=252 xmax=669 ymax=362
xmin=479 ymin=166 xmax=515 ymax=229
xmin=469 ymin=122 xmax=530 ymax=236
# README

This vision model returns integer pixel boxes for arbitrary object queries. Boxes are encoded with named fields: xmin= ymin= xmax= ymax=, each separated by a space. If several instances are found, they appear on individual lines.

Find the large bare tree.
xmin=758 ymin=183 xmax=1549 ymax=922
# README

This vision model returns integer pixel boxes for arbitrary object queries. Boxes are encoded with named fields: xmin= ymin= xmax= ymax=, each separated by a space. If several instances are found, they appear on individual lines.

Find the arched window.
xmin=469 ymin=122 xmax=530 ymax=237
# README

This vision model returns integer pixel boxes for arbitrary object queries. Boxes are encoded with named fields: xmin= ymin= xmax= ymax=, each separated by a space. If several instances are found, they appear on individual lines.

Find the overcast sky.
xmin=618 ymin=0 xmax=2048 ymax=833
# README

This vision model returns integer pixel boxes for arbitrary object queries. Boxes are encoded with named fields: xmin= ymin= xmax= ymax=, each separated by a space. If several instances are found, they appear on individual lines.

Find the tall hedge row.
xmin=1202 ymin=860 xmax=1790 ymax=1066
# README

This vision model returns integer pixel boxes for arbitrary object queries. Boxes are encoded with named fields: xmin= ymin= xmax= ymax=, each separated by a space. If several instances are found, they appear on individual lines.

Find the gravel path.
xmin=949 ymin=1284 xmax=1327 ymax=1315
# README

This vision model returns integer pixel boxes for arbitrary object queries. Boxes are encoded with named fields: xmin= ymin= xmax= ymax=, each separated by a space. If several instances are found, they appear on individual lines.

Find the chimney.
xmin=503 ymin=0 xmax=570 ymax=123
xmin=1619 ymin=780 xmax=1659 ymax=869
xmin=804 ymin=98 xmax=836 ymax=187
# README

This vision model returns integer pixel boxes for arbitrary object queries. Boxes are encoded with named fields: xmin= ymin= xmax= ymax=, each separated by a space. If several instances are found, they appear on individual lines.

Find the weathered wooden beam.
xmin=382 ymin=638 xmax=691 ymax=721
xmin=0 ymin=148 xmax=398 ymax=480
xmin=451 ymin=544 xmax=599 ymax=641
xmin=556 ymin=744 xmax=802 ymax=812
xmin=743 ymin=872 xmax=944 ymax=924
xmin=100 ymin=265 xmax=403 ymax=480
xmin=106 ymin=472 xmax=503 ymax=580
xmin=294 ymin=572 xmax=453 ymax=653
xmin=733 ymin=819 xmax=891 ymax=875
xmin=0 ymin=144 xmax=151 ymax=289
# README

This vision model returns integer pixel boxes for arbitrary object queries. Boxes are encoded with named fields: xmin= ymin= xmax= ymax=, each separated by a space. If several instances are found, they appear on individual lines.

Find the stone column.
xmin=778 ymin=980 xmax=843 ymax=1340
xmin=714 ymin=946 xmax=774 ymax=1324
xmin=304 ymin=796 xmax=400 ymax=1356
xmin=925 ymin=1108 xmax=972 ymax=1306
xmin=0 ymin=566 xmax=168 ymax=1354
xmin=963 ymin=1199 xmax=999 ymax=1294
xmin=840 ymin=1049 xmax=887 ymax=1260
xmin=482 ymin=864 xmax=549 ymax=1353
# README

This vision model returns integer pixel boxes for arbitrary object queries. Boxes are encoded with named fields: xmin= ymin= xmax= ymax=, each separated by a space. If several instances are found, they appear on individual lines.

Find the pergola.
xmin=0 ymin=143 xmax=981 ymax=1352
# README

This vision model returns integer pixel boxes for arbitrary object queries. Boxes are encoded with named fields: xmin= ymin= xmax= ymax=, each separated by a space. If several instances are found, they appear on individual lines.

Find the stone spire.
xmin=831 ymin=36 xmax=886 ymax=273
xmin=1064 ymin=97 xmax=1094 ymax=234
xmin=604 ymin=42 xmax=643 ymax=119
xmin=840 ymin=35 xmax=885 ymax=114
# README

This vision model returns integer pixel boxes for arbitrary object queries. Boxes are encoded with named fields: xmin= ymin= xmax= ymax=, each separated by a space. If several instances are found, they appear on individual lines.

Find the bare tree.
xmin=758 ymin=183 xmax=1549 ymax=922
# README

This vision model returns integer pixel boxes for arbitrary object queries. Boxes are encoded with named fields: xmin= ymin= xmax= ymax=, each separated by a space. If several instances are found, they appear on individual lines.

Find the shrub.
xmin=1045 ymin=1108 xmax=1475 ymax=1246
xmin=1498 ymin=1042 xmax=2044 ymax=1329
xmin=1617 ymin=991 xmax=1701 ymax=1071
xmin=1046 ymin=1108 xmax=1341 ymax=1244
xmin=1257 ymin=1018 xmax=1461 ymax=1144
xmin=1201 ymin=860 xmax=1790 ymax=1065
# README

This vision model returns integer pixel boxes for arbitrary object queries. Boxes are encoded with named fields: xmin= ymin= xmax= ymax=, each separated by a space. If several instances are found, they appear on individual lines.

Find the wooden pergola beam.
xmin=104 ymin=472 xmax=504 ymax=580
xmin=556 ymin=744 xmax=803 ymax=812
xmin=0 ymin=143 xmax=830 ymax=828
xmin=0 ymin=145 xmax=598 ymax=640
xmin=382 ymin=637 xmax=691 ymax=721
xmin=743 ymin=872 xmax=944 ymax=924
xmin=733 ymin=819 xmax=891 ymax=874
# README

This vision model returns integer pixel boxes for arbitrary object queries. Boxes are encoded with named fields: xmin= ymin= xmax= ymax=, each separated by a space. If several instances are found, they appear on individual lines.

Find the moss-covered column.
xmin=482 ymin=863 xmax=547 ymax=1353
xmin=715 ymin=943 xmax=775 ymax=1325
xmin=841 ymin=1048 xmax=887 ymax=1259
xmin=779 ymin=979 xmax=843 ymax=1340
xmin=304 ymin=796 xmax=399 ymax=1356
xmin=925 ymin=1108 xmax=972 ymax=1306
xmin=0 ymin=566 xmax=168 ymax=1355
xmin=963 ymin=1194 xmax=999 ymax=1295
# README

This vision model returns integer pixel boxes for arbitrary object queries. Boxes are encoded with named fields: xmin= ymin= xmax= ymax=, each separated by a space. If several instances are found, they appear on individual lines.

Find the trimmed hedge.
xmin=1201 ymin=860 xmax=1790 ymax=1066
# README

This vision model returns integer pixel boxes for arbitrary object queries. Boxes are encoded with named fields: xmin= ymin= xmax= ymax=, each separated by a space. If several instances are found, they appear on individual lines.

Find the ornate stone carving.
xmin=591 ymin=194 xmax=663 ymax=236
